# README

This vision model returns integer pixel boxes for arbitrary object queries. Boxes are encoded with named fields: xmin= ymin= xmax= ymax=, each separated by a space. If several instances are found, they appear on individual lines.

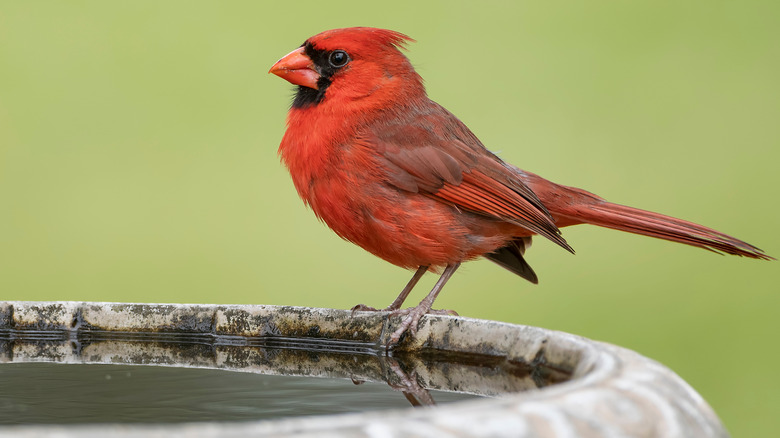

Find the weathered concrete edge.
xmin=0 ymin=301 xmax=729 ymax=438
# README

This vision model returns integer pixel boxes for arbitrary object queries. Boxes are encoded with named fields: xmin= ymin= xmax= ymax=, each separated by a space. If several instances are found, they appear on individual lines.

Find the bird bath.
xmin=0 ymin=301 xmax=728 ymax=437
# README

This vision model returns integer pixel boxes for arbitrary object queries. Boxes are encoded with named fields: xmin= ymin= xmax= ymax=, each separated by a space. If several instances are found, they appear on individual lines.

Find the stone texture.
xmin=0 ymin=301 xmax=728 ymax=437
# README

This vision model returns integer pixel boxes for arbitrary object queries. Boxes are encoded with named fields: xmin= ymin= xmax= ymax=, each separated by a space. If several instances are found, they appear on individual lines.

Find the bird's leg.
xmin=352 ymin=265 xmax=428 ymax=313
xmin=387 ymin=262 xmax=460 ymax=347
xmin=385 ymin=265 xmax=429 ymax=311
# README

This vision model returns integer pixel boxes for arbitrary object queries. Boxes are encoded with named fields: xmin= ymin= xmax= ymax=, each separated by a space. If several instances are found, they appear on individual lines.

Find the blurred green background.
xmin=1 ymin=0 xmax=778 ymax=434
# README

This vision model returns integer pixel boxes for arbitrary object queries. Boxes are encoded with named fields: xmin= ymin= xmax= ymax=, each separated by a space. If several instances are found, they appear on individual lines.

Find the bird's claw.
xmin=427 ymin=308 xmax=459 ymax=316
xmin=388 ymin=311 xmax=419 ymax=346
xmin=351 ymin=303 xmax=380 ymax=314
xmin=386 ymin=307 xmax=457 ymax=347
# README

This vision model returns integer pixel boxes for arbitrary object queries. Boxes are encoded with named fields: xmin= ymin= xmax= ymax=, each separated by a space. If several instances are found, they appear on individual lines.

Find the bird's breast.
xmin=277 ymin=109 xmax=520 ymax=269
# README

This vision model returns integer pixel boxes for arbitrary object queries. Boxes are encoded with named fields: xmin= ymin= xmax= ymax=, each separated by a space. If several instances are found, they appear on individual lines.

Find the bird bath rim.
xmin=0 ymin=301 xmax=728 ymax=437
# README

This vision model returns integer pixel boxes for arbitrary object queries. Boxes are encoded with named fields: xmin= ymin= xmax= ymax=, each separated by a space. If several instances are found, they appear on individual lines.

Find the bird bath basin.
xmin=0 ymin=301 xmax=727 ymax=437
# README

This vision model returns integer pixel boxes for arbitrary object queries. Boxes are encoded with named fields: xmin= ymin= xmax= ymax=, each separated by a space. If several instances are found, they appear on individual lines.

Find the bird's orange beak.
xmin=269 ymin=47 xmax=320 ymax=90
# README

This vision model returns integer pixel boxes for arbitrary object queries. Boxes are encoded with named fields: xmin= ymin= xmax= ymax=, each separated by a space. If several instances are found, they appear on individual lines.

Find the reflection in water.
xmin=0 ymin=328 xmax=570 ymax=425
xmin=385 ymin=357 xmax=437 ymax=406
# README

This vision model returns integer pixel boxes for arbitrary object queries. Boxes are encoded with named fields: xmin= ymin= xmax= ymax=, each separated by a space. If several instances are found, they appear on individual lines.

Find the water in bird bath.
xmin=0 ymin=362 xmax=479 ymax=424
xmin=0 ymin=330 xmax=570 ymax=425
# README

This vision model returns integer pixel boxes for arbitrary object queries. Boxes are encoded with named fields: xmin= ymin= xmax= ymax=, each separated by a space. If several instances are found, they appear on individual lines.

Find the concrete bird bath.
xmin=0 ymin=301 xmax=728 ymax=437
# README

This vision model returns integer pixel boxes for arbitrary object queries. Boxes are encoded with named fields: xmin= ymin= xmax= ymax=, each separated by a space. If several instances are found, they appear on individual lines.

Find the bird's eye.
xmin=328 ymin=50 xmax=350 ymax=68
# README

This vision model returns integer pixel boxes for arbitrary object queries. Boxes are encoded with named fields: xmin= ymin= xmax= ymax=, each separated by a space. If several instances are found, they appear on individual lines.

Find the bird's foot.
xmin=386 ymin=306 xmax=458 ymax=347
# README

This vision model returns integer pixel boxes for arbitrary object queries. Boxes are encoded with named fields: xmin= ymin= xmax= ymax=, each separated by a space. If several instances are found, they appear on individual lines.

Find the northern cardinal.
xmin=270 ymin=27 xmax=772 ymax=346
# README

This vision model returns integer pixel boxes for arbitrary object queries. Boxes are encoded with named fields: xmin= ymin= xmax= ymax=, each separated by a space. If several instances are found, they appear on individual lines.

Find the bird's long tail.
xmin=559 ymin=199 xmax=772 ymax=259
xmin=519 ymin=170 xmax=773 ymax=260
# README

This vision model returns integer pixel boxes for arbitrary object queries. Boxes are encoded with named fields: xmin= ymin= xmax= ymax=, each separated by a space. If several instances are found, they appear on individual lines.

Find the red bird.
xmin=270 ymin=27 xmax=771 ymax=345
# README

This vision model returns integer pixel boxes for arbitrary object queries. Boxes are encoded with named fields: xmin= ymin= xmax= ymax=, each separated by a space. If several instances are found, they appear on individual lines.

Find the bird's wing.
xmin=362 ymin=101 xmax=572 ymax=252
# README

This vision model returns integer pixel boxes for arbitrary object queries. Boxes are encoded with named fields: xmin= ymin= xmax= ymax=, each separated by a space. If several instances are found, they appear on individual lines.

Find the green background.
xmin=1 ymin=1 xmax=778 ymax=434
